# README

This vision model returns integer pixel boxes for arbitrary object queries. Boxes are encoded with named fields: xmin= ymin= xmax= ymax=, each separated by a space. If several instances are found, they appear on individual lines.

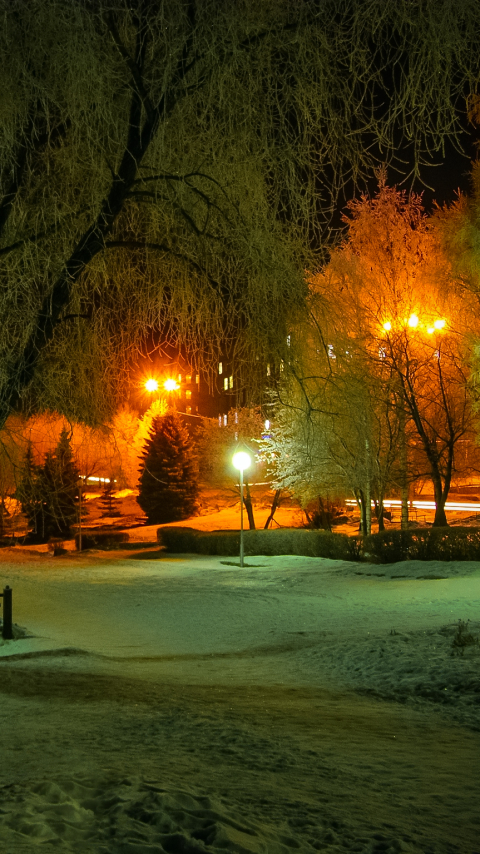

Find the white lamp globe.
xmin=232 ymin=450 xmax=251 ymax=471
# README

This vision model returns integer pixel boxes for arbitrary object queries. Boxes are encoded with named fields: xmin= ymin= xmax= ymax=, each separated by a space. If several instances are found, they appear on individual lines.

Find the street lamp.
xmin=232 ymin=448 xmax=252 ymax=567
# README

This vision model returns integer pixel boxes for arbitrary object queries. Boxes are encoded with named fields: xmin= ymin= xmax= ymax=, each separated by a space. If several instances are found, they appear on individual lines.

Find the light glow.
xmin=232 ymin=450 xmax=251 ymax=471
xmin=383 ymin=321 xmax=392 ymax=331
xmin=408 ymin=314 xmax=419 ymax=328
xmin=434 ymin=318 xmax=446 ymax=330
xmin=164 ymin=378 xmax=179 ymax=392
xmin=145 ymin=378 xmax=159 ymax=392
xmin=346 ymin=498 xmax=480 ymax=513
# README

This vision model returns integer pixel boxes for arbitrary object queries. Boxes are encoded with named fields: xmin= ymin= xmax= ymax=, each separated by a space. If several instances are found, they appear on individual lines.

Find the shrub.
xmin=157 ymin=526 xmax=357 ymax=559
xmin=137 ymin=413 xmax=199 ymax=524
xmin=365 ymin=526 xmax=480 ymax=563
xmin=75 ymin=531 xmax=129 ymax=550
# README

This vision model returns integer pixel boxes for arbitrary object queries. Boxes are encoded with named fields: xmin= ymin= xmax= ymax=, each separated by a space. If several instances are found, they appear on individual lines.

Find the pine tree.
xmin=15 ymin=443 xmax=44 ymax=539
xmin=137 ymin=413 xmax=199 ymax=524
xmin=99 ymin=478 xmax=121 ymax=518
xmin=16 ymin=430 xmax=83 ymax=541
xmin=40 ymin=429 xmax=81 ymax=539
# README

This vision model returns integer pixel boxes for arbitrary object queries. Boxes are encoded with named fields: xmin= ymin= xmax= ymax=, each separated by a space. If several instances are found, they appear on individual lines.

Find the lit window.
xmin=280 ymin=360 xmax=284 ymax=372
xmin=229 ymin=375 xmax=233 ymax=389
xmin=234 ymin=431 xmax=238 ymax=441
xmin=186 ymin=406 xmax=191 ymax=414
xmin=224 ymin=377 xmax=229 ymax=390
xmin=186 ymin=390 xmax=191 ymax=400
xmin=186 ymin=374 xmax=191 ymax=383
xmin=218 ymin=362 xmax=223 ymax=374
xmin=286 ymin=335 xmax=291 ymax=347
xmin=195 ymin=374 xmax=199 ymax=384
xmin=223 ymin=414 xmax=228 ymax=426
xmin=218 ymin=415 xmax=222 ymax=426
xmin=178 ymin=373 xmax=182 ymax=382
xmin=264 ymin=419 xmax=270 ymax=431
xmin=234 ymin=411 xmax=238 ymax=424
xmin=267 ymin=364 xmax=271 ymax=376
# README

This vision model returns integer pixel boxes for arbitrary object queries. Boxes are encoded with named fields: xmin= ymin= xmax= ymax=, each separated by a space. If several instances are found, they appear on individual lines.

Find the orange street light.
xmin=145 ymin=378 xmax=159 ymax=392
xmin=407 ymin=314 xmax=419 ymax=328
xmin=164 ymin=378 xmax=179 ymax=392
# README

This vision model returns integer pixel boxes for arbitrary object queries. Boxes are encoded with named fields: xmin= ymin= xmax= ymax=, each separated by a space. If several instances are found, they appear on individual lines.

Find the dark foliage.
xmin=157 ymin=526 xmax=358 ymax=560
xmin=99 ymin=478 xmax=121 ymax=517
xmin=75 ymin=530 xmax=129 ymax=551
xmin=16 ymin=429 xmax=83 ymax=542
xmin=138 ymin=413 xmax=199 ymax=524
xmin=365 ymin=527 xmax=480 ymax=563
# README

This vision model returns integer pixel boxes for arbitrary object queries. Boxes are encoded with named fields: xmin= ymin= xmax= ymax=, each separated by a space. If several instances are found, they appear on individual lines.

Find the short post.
xmin=1 ymin=585 xmax=13 ymax=640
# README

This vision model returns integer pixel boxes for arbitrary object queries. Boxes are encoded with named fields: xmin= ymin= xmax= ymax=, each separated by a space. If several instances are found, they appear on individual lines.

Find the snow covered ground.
xmin=0 ymin=515 xmax=479 ymax=853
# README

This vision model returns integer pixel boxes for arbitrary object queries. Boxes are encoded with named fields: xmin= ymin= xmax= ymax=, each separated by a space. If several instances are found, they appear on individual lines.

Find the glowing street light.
xmin=164 ymin=378 xmax=179 ymax=392
xmin=145 ymin=378 xmax=159 ymax=392
xmin=383 ymin=321 xmax=392 ymax=332
xmin=232 ymin=448 xmax=252 ymax=567
xmin=407 ymin=314 xmax=419 ymax=328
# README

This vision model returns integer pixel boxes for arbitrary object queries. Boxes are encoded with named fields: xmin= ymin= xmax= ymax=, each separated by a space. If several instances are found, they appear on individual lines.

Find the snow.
xmin=0 ymin=514 xmax=479 ymax=853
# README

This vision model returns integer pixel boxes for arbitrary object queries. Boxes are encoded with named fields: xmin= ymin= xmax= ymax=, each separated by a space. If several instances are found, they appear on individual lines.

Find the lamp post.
xmin=232 ymin=448 xmax=252 ymax=567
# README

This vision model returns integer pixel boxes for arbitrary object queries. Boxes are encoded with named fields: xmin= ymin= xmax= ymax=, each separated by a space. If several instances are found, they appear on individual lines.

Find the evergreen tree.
xmin=15 ymin=443 xmax=44 ymax=538
xmin=40 ymin=429 xmax=82 ymax=539
xmin=16 ymin=429 xmax=83 ymax=541
xmin=99 ymin=478 xmax=121 ymax=518
xmin=138 ymin=413 xmax=198 ymax=524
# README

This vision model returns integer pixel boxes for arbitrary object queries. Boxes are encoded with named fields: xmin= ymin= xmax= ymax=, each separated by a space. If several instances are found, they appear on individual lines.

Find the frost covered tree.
xmin=302 ymin=183 xmax=478 ymax=528
xmin=1 ymin=0 xmax=480 ymax=428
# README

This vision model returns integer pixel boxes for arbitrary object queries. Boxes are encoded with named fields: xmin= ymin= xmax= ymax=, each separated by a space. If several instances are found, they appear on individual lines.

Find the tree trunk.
xmin=243 ymin=478 xmax=255 ymax=530
xmin=356 ymin=488 xmax=367 ymax=534
xmin=264 ymin=489 xmax=281 ymax=529
xmin=375 ymin=498 xmax=386 ymax=532
xmin=399 ymin=400 xmax=409 ymax=529
xmin=364 ymin=439 xmax=372 ymax=536
xmin=432 ymin=475 xmax=448 ymax=527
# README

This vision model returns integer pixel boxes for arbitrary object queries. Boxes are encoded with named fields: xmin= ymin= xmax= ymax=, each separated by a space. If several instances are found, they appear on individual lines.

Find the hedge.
xmin=364 ymin=526 xmax=480 ymax=563
xmin=157 ymin=526 xmax=361 ymax=560
xmin=75 ymin=530 xmax=129 ymax=550
xmin=158 ymin=525 xmax=480 ymax=563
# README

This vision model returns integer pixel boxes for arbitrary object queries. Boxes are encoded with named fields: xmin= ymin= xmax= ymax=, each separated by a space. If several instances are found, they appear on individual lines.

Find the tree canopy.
xmin=1 ymin=0 xmax=480 ymax=428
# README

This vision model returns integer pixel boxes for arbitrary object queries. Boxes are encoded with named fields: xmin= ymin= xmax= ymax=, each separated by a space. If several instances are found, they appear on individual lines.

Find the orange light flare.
xmin=163 ymin=378 xmax=179 ymax=392
xmin=145 ymin=378 xmax=159 ymax=392
xmin=382 ymin=316 xmax=447 ymax=336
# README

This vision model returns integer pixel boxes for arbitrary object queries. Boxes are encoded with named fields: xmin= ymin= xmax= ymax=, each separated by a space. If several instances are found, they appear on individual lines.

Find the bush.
xmin=157 ymin=526 xmax=359 ymax=560
xmin=365 ymin=527 xmax=480 ymax=563
xmin=75 ymin=531 xmax=129 ymax=550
